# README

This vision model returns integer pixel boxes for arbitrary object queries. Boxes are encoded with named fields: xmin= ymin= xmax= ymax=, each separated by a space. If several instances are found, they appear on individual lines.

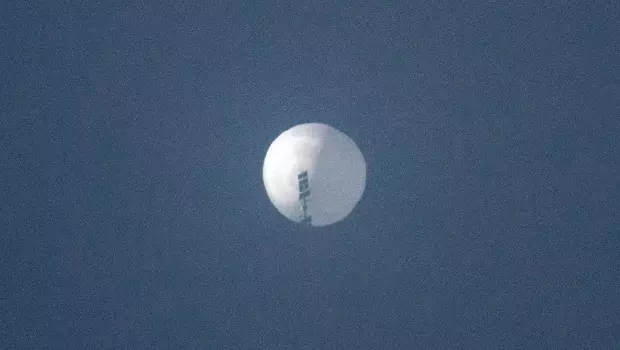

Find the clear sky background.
xmin=2 ymin=1 xmax=619 ymax=348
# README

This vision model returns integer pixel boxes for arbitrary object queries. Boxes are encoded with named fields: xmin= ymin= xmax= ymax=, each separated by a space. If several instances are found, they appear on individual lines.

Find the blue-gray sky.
xmin=2 ymin=1 xmax=619 ymax=348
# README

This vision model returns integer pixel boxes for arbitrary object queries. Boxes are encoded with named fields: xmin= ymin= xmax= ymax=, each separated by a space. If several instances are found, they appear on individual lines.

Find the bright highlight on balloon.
xmin=262 ymin=123 xmax=366 ymax=227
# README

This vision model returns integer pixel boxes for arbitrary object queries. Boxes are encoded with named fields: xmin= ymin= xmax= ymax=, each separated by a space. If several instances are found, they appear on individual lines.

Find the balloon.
xmin=262 ymin=123 xmax=366 ymax=226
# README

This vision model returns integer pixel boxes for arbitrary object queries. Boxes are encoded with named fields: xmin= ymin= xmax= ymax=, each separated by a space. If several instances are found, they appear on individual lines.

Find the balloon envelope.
xmin=262 ymin=123 xmax=366 ymax=226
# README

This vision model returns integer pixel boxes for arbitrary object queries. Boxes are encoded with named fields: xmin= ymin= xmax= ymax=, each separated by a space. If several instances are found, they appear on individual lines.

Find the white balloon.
xmin=263 ymin=123 xmax=366 ymax=226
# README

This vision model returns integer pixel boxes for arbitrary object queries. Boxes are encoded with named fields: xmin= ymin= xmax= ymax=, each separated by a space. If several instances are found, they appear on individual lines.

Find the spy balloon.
xmin=262 ymin=123 xmax=366 ymax=226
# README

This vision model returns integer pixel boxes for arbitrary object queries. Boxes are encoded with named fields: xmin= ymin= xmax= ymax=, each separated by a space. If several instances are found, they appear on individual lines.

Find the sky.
xmin=2 ymin=1 xmax=619 ymax=348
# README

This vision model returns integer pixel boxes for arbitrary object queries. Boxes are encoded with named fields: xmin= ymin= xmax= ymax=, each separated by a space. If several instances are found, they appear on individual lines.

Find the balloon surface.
xmin=262 ymin=123 xmax=366 ymax=226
